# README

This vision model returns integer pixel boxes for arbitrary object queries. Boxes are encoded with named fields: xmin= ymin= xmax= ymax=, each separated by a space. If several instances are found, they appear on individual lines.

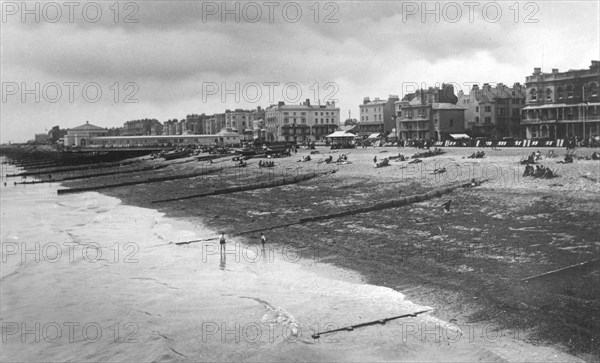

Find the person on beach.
xmin=373 ymin=155 xmax=377 ymax=164
xmin=441 ymin=200 xmax=452 ymax=213
xmin=219 ymin=233 xmax=226 ymax=253
xmin=260 ymin=233 xmax=266 ymax=249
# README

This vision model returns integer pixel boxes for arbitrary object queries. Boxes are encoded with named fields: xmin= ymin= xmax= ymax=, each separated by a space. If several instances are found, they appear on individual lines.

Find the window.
xmin=283 ymin=112 xmax=289 ymax=116
xmin=449 ymin=119 xmax=454 ymax=127
xmin=590 ymin=83 xmax=598 ymax=97
xmin=557 ymin=87 xmax=564 ymax=100
xmin=530 ymin=88 xmax=537 ymax=101
xmin=475 ymin=106 xmax=479 ymax=112
xmin=567 ymin=85 xmax=573 ymax=98
xmin=546 ymin=88 xmax=552 ymax=101
xmin=485 ymin=117 xmax=492 ymax=123
xmin=475 ymin=117 xmax=480 ymax=123
xmin=485 ymin=106 xmax=491 ymax=112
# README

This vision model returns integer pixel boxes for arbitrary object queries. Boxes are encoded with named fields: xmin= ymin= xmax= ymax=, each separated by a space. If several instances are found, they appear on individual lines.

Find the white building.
xmin=265 ymin=99 xmax=340 ymax=142
xmin=63 ymin=121 xmax=108 ymax=147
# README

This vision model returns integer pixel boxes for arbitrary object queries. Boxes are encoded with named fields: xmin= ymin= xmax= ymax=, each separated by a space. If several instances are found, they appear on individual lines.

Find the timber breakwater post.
xmin=151 ymin=170 xmax=337 ymax=204
xmin=57 ymin=165 xmax=225 ymax=194
xmin=234 ymin=179 xmax=486 ymax=237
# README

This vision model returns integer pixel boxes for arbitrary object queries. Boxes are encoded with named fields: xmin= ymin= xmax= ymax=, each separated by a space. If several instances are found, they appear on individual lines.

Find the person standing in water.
xmin=260 ymin=233 xmax=266 ymax=249
xmin=219 ymin=232 xmax=226 ymax=253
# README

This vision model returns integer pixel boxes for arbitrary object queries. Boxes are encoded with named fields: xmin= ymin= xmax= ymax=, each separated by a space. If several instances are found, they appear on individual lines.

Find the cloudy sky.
xmin=1 ymin=0 xmax=598 ymax=142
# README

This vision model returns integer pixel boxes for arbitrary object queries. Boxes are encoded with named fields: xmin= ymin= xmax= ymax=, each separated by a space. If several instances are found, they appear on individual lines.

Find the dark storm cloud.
xmin=1 ymin=1 xmax=598 ymax=142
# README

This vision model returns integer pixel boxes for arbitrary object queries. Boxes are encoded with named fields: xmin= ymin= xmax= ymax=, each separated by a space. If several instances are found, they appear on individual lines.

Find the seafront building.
xmin=87 ymin=131 xmax=240 ymax=147
xmin=521 ymin=60 xmax=600 ymax=141
xmin=265 ymin=99 xmax=340 ymax=142
xmin=357 ymin=95 xmax=399 ymax=138
xmin=395 ymin=84 xmax=465 ymax=141
xmin=122 ymin=119 xmax=163 ymax=136
xmin=457 ymin=83 xmax=526 ymax=138
xmin=63 ymin=121 xmax=108 ymax=147
xmin=225 ymin=108 xmax=265 ymax=142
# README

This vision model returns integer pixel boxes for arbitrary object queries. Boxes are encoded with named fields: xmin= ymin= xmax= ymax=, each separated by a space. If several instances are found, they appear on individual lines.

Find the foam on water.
xmin=0 ymin=158 xmax=582 ymax=362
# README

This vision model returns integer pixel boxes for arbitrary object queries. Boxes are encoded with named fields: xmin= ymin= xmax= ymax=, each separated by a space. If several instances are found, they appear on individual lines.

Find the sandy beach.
xmin=55 ymin=145 xmax=600 ymax=361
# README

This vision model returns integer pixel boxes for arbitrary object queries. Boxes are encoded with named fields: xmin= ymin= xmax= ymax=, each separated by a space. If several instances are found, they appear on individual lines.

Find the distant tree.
xmin=47 ymin=126 xmax=67 ymax=143
xmin=344 ymin=118 xmax=358 ymax=126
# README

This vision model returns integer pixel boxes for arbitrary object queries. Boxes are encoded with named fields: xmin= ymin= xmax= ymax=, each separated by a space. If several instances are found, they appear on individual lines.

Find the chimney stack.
xmin=534 ymin=67 xmax=541 ymax=74
xmin=552 ymin=68 xmax=559 ymax=73
xmin=363 ymin=97 xmax=370 ymax=105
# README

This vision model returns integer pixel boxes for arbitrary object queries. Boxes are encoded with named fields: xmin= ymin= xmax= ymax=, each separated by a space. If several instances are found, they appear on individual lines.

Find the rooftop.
xmin=70 ymin=121 xmax=107 ymax=131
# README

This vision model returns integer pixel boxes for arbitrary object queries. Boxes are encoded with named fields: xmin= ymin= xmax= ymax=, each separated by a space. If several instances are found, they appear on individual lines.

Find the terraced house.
xmin=521 ymin=60 xmax=600 ymax=141
xmin=265 ymin=99 xmax=340 ymax=142
xmin=358 ymin=95 xmax=399 ymax=138
xmin=457 ymin=83 xmax=526 ymax=138
xmin=395 ymin=84 xmax=465 ymax=141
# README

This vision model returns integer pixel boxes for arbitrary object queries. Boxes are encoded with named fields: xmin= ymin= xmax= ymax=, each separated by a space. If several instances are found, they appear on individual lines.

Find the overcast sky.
xmin=1 ymin=0 xmax=598 ymax=142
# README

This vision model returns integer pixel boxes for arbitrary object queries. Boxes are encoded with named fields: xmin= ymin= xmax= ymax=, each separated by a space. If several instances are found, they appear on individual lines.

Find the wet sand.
xmin=64 ymin=145 xmax=600 ymax=361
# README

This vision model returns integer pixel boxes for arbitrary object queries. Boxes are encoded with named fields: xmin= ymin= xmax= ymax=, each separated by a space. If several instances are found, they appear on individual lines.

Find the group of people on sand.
xmin=374 ymin=157 xmax=390 ymax=168
xmin=520 ymin=152 xmax=538 ymax=165
xmin=258 ymin=160 xmax=275 ymax=168
xmin=393 ymin=154 xmax=408 ymax=162
xmin=523 ymin=164 xmax=557 ymax=178
xmin=297 ymin=155 xmax=311 ymax=162
xmin=468 ymin=151 xmax=485 ymax=159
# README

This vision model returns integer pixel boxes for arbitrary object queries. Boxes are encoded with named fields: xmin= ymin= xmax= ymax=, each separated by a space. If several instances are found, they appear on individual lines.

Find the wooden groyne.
xmin=236 ymin=180 xmax=480 ymax=236
xmin=16 ymin=164 xmax=169 ymax=185
xmin=151 ymin=170 xmax=335 ymax=204
xmin=57 ymin=166 xmax=224 ymax=194
xmin=8 ymin=159 xmax=141 ymax=177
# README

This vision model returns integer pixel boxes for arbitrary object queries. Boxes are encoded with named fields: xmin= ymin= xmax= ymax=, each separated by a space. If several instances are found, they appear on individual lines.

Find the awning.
xmin=367 ymin=133 xmax=381 ymax=139
xmin=449 ymin=133 xmax=470 ymax=139
xmin=326 ymin=131 xmax=355 ymax=138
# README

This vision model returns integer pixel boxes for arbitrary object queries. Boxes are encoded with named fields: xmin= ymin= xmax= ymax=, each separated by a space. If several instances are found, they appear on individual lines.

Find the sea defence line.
xmin=150 ymin=169 xmax=337 ymax=204
xmin=56 ymin=166 xmax=226 ymax=194
xmin=235 ymin=179 xmax=485 ymax=236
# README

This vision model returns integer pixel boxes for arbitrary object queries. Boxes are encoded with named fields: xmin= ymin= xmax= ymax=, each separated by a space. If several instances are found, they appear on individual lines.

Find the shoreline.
xmin=47 ymin=146 xmax=600 ymax=361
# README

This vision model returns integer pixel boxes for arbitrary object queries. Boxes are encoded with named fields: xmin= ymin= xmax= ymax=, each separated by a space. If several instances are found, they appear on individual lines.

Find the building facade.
xmin=122 ymin=119 xmax=162 ymax=136
xmin=521 ymin=61 xmax=600 ymax=141
xmin=396 ymin=84 xmax=462 ymax=141
xmin=457 ymin=83 xmax=526 ymax=138
xmin=204 ymin=113 xmax=226 ymax=135
xmin=358 ymin=95 xmax=399 ymax=137
xmin=225 ymin=109 xmax=255 ymax=142
xmin=63 ymin=121 xmax=108 ymax=146
xmin=88 ymin=132 xmax=240 ymax=147
xmin=184 ymin=114 xmax=207 ymax=135
xmin=265 ymin=99 xmax=340 ymax=142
